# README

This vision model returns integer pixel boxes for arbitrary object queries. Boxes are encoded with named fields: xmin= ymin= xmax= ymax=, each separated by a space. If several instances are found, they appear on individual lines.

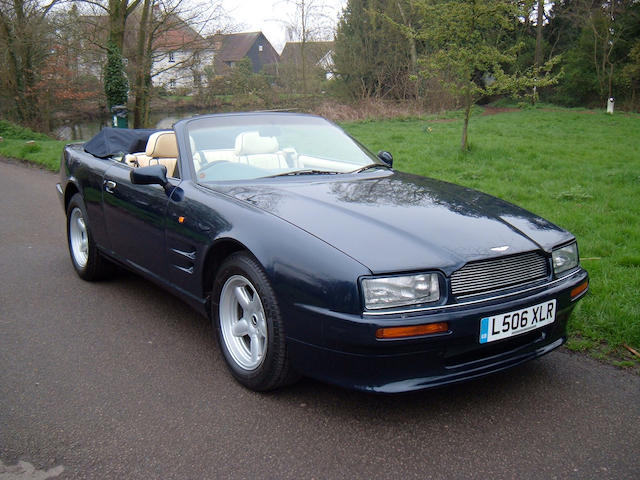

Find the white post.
xmin=607 ymin=97 xmax=615 ymax=114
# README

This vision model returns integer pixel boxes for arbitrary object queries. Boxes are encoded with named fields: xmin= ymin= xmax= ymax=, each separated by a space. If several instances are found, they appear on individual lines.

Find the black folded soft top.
xmin=84 ymin=127 xmax=160 ymax=158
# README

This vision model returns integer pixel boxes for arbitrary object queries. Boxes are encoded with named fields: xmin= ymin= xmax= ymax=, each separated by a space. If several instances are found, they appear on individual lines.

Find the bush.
xmin=20 ymin=142 xmax=42 ymax=156
xmin=0 ymin=120 xmax=51 ymax=140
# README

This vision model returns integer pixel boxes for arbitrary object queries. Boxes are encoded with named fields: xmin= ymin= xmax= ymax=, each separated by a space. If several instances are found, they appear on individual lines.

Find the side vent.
xmin=170 ymin=247 xmax=197 ymax=275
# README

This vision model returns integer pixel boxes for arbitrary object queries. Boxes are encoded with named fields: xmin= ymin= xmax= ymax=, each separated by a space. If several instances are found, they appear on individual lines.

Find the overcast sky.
xmin=221 ymin=0 xmax=347 ymax=53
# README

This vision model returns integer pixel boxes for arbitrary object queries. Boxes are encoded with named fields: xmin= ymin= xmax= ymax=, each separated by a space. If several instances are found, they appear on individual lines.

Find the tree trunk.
xmin=461 ymin=90 xmax=472 ymax=151
xmin=0 ymin=0 xmax=43 ymax=125
xmin=142 ymin=72 xmax=152 ymax=126
xmin=396 ymin=1 xmax=417 ymax=99
xmin=133 ymin=0 xmax=151 ymax=128
xmin=608 ymin=62 xmax=613 ymax=100
xmin=301 ymin=40 xmax=307 ymax=94
xmin=534 ymin=0 xmax=544 ymax=68
xmin=300 ymin=1 xmax=307 ymax=94
xmin=105 ymin=0 xmax=142 ymax=110
xmin=108 ymin=0 xmax=127 ymax=51
xmin=533 ymin=0 xmax=544 ymax=105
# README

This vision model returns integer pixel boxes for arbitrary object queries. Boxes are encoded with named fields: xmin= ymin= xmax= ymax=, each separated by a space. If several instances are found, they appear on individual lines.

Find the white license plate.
xmin=479 ymin=299 xmax=556 ymax=344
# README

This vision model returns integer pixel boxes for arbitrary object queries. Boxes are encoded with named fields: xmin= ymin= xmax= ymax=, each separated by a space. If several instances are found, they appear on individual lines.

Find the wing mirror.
xmin=130 ymin=164 xmax=168 ymax=186
xmin=130 ymin=164 xmax=178 ymax=198
xmin=377 ymin=150 xmax=393 ymax=168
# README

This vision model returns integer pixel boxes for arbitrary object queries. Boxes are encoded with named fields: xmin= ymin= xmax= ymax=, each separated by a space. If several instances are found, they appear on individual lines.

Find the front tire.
xmin=214 ymin=252 xmax=297 ymax=391
xmin=66 ymin=193 xmax=112 ymax=281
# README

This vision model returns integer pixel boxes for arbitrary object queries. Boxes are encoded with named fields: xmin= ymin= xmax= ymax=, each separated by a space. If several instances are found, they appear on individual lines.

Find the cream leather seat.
xmin=125 ymin=131 xmax=178 ymax=177
xmin=234 ymin=131 xmax=287 ymax=169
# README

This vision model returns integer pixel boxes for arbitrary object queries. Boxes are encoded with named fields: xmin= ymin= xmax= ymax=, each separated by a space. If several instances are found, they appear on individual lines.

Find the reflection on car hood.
xmin=220 ymin=171 xmax=574 ymax=274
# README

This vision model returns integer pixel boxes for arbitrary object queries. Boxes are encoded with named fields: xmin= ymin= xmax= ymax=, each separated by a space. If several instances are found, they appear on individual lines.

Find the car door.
xmin=101 ymin=161 xmax=171 ymax=279
xmin=73 ymin=154 xmax=114 ymax=251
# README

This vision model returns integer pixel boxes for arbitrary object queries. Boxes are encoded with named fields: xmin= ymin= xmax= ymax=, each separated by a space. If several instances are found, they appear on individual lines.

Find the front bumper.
xmin=287 ymin=268 xmax=588 ymax=393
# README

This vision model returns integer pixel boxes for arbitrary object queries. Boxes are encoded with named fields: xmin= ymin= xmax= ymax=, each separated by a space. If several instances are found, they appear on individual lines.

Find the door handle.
xmin=104 ymin=180 xmax=116 ymax=194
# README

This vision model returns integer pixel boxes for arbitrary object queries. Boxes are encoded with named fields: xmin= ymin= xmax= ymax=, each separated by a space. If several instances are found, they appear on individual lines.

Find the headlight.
xmin=552 ymin=242 xmax=579 ymax=276
xmin=362 ymin=273 xmax=440 ymax=310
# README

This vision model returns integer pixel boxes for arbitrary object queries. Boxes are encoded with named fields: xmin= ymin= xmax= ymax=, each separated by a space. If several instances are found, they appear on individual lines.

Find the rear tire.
xmin=213 ymin=252 xmax=298 ymax=391
xmin=66 ymin=193 xmax=113 ymax=281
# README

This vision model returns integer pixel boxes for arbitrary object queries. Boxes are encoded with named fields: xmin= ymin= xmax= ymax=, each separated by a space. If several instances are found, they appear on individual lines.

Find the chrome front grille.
xmin=451 ymin=251 xmax=549 ymax=298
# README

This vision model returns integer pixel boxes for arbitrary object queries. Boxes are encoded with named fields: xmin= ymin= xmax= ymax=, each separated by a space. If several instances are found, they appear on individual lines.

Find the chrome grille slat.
xmin=455 ymin=267 xmax=547 ymax=286
xmin=453 ymin=268 xmax=547 ymax=284
xmin=452 ymin=260 xmax=546 ymax=274
xmin=451 ymin=251 xmax=548 ymax=297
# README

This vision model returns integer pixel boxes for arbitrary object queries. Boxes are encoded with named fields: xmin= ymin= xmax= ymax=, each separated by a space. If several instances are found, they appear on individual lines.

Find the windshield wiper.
xmin=352 ymin=163 xmax=392 ymax=173
xmin=267 ymin=169 xmax=341 ymax=178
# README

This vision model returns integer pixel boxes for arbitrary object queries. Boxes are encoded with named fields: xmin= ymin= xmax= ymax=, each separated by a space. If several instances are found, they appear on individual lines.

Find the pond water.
xmin=53 ymin=110 xmax=209 ymax=141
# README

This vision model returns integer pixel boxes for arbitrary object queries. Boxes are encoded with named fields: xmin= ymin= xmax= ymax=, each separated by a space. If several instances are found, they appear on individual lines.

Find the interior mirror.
xmin=377 ymin=150 xmax=393 ymax=167
xmin=130 ymin=164 xmax=168 ymax=187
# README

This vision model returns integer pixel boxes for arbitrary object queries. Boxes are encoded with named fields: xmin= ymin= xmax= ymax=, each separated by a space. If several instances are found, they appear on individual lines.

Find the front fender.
xmin=174 ymin=184 xmax=371 ymax=344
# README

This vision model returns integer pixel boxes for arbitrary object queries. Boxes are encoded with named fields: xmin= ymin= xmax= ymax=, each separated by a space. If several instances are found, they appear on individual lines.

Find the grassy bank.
xmin=0 ymin=120 xmax=65 ymax=171
xmin=343 ymin=107 xmax=640 ymax=366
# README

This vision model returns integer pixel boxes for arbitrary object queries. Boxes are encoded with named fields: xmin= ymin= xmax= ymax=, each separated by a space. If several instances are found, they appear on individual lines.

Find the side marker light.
xmin=376 ymin=322 xmax=449 ymax=339
xmin=571 ymin=281 xmax=589 ymax=300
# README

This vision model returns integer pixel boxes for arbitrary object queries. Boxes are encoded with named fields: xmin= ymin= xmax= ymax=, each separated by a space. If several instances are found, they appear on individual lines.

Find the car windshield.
xmin=184 ymin=114 xmax=380 ymax=182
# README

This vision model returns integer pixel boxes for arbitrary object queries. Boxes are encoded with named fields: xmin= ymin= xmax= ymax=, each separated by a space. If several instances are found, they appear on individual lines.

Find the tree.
xmin=106 ymin=0 xmax=141 ymax=51
xmin=34 ymin=43 xmax=100 ymax=130
xmin=395 ymin=0 xmax=418 ymax=79
xmin=547 ymin=0 xmax=640 ymax=107
xmin=131 ymin=0 xmax=152 ymax=127
xmin=76 ymin=0 xmax=223 ymax=126
xmin=129 ymin=0 xmax=224 ymax=126
xmin=333 ymin=0 xmax=418 ymax=99
xmin=74 ymin=0 xmax=140 ymax=110
xmin=104 ymin=39 xmax=128 ymax=108
xmin=284 ymin=0 xmax=334 ymax=93
xmin=413 ymin=0 xmax=558 ymax=150
xmin=534 ymin=0 xmax=546 ymax=69
xmin=0 ymin=0 xmax=59 ymax=126
xmin=576 ymin=0 xmax=637 ymax=103
xmin=622 ymin=39 xmax=640 ymax=109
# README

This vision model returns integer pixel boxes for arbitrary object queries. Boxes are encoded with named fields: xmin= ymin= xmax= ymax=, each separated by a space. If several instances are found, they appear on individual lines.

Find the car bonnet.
xmin=218 ymin=171 xmax=574 ymax=275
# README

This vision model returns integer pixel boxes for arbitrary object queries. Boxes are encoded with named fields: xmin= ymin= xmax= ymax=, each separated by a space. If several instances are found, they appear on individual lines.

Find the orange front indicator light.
xmin=376 ymin=322 xmax=449 ymax=339
xmin=571 ymin=280 xmax=589 ymax=300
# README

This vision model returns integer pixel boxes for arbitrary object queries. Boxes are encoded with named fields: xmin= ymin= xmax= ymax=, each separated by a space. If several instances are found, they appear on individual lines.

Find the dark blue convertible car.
xmin=57 ymin=112 xmax=589 ymax=393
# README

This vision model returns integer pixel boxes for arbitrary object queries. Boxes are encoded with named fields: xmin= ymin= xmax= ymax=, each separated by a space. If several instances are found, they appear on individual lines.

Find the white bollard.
xmin=607 ymin=97 xmax=614 ymax=114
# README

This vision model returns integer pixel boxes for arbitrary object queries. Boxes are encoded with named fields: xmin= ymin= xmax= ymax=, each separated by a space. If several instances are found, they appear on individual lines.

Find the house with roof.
xmin=73 ymin=8 xmax=280 ymax=92
xmin=278 ymin=41 xmax=334 ymax=91
xmin=151 ymin=14 xmax=215 ymax=90
xmin=74 ymin=11 xmax=214 ymax=92
xmin=210 ymin=32 xmax=280 ymax=76
xmin=154 ymin=29 xmax=280 ymax=89
xmin=279 ymin=41 xmax=334 ymax=80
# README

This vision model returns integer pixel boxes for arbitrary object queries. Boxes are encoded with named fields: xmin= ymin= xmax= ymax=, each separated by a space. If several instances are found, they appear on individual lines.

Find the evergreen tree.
xmin=104 ymin=40 xmax=129 ymax=108
xmin=333 ymin=0 xmax=417 ymax=99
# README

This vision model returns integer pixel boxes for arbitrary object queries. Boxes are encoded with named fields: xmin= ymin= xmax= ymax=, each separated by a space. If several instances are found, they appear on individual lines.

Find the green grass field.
xmin=2 ymin=108 xmax=638 ymax=365
xmin=342 ymin=107 xmax=640 ymax=366
xmin=0 ymin=120 xmax=65 ymax=171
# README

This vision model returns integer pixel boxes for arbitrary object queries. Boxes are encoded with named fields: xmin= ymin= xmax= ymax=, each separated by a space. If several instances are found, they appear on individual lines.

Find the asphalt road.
xmin=1 ymin=160 xmax=639 ymax=480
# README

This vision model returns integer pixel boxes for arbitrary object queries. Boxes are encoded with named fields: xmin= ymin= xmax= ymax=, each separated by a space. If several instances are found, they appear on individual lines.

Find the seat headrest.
xmin=146 ymin=131 xmax=178 ymax=158
xmin=235 ymin=131 xmax=279 ymax=155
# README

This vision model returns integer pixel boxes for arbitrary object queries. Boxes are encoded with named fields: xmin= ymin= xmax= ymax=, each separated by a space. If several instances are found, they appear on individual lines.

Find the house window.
xmin=169 ymin=79 xmax=176 ymax=89
xmin=258 ymin=45 xmax=263 ymax=52
xmin=169 ymin=52 xmax=175 ymax=63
